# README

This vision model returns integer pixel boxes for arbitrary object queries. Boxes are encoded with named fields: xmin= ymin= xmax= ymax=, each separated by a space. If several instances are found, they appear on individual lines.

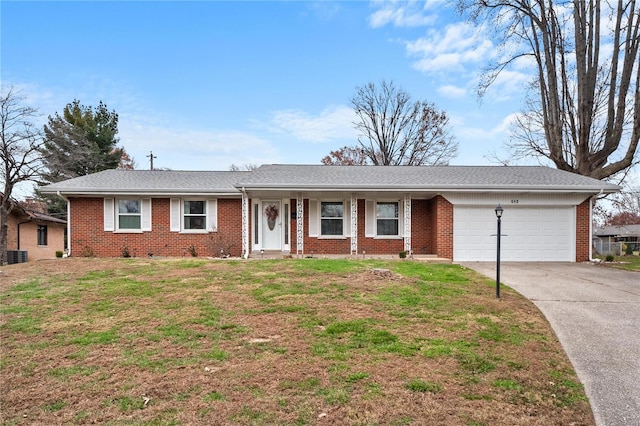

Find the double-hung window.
xmin=183 ymin=200 xmax=206 ymax=230
xmin=366 ymin=200 xmax=402 ymax=238
xmin=37 ymin=225 xmax=48 ymax=246
xmin=118 ymin=199 xmax=141 ymax=230
xmin=320 ymin=202 xmax=344 ymax=236
xmin=104 ymin=198 xmax=150 ymax=232
xmin=170 ymin=198 xmax=217 ymax=233
xmin=376 ymin=202 xmax=399 ymax=236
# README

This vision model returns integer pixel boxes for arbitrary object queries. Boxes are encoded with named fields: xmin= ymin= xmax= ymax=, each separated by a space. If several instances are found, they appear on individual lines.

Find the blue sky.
xmin=3 ymin=1 xmax=531 ymax=175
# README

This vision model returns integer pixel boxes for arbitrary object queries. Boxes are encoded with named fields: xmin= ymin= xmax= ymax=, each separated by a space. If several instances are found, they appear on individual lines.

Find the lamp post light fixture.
xmin=495 ymin=205 xmax=504 ymax=299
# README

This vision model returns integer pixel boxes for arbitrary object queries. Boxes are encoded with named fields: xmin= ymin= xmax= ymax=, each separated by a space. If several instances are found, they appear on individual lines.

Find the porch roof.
xmin=237 ymin=165 xmax=619 ymax=193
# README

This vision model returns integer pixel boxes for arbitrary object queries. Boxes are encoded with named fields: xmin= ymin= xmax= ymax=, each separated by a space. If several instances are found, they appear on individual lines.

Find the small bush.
xmin=121 ymin=246 xmax=131 ymax=258
xmin=399 ymin=251 xmax=407 ymax=259
xmin=605 ymin=254 xmax=615 ymax=262
xmin=188 ymin=245 xmax=198 ymax=257
xmin=625 ymin=244 xmax=633 ymax=256
xmin=55 ymin=251 xmax=64 ymax=258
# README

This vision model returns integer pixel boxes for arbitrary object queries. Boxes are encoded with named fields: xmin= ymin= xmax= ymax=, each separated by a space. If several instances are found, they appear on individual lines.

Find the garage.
xmin=453 ymin=205 xmax=576 ymax=262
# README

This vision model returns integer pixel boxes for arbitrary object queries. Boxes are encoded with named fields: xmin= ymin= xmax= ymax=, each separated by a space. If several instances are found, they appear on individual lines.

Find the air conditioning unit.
xmin=7 ymin=250 xmax=28 ymax=264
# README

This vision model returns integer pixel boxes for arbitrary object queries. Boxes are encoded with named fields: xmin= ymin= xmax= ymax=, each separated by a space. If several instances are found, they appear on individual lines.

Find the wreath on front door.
xmin=264 ymin=204 xmax=279 ymax=230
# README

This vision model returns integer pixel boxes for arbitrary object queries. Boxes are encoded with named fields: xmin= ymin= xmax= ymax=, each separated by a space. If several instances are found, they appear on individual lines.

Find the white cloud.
xmin=266 ymin=105 xmax=357 ymax=143
xmin=119 ymin=119 xmax=281 ymax=171
xmin=405 ymin=22 xmax=494 ymax=73
xmin=455 ymin=112 xmax=520 ymax=142
xmin=437 ymin=85 xmax=466 ymax=99
xmin=368 ymin=0 xmax=437 ymax=28
xmin=484 ymin=69 xmax=531 ymax=102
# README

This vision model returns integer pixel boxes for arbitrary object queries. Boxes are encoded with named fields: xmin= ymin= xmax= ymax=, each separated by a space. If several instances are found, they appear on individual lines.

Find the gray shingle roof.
xmin=40 ymin=169 xmax=249 ymax=195
xmin=238 ymin=165 xmax=620 ymax=192
xmin=39 ymin=165 xmax=620 ymax=195
xmin=594 ymin=224 xmax=640 ymax=237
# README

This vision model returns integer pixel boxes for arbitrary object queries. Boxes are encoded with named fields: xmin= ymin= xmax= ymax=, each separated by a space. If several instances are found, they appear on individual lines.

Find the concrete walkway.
xmin=460 ymin=262 xmax=640 ymax=426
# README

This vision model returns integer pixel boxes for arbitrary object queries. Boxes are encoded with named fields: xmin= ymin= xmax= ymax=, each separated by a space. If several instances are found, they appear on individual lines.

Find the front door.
xmin=261 ymin=201 xmax=281 ymax=250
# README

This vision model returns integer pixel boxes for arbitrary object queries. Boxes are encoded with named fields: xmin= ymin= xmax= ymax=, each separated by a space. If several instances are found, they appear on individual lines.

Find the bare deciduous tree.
xmin=229 ymin=163 xmax=259 ymax=171
xmin=1 ymin=86 xmax=44 ymax=265
xmin=325 ymin=80 xmax=457 ymax=166
xmin=321 ymin=146 xmax=369 ymax=165
xmin=459 ymin=0 xmax=639 ymax=180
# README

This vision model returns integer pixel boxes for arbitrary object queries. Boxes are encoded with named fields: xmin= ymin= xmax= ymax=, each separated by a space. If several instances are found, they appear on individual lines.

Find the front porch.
xmin=241 ymin=192 xmax=454 ymax=260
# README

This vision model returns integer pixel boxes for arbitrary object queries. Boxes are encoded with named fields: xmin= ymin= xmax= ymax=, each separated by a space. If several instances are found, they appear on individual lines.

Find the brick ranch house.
xmin=39 ymin=164 xmax=619 ymax=262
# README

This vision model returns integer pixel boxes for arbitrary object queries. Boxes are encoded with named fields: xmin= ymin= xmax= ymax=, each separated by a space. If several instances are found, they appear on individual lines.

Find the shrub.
xmin=605 ymin=254 xmax=615 ymax=262
xmin=121 ymin=246 xmax=131 ymax=258
xmin=55 ymin=251 xmax=63 ymax=258
xmin=625 ymin=244 xmax=633 ymax=256
xmin=188 ymin=245 xmax=198 ymax=257
xmin=399 ymin=251 xmax=407 ymax=259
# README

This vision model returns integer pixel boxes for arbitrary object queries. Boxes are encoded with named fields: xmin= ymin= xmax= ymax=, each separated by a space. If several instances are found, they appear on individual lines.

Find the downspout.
xmin=57 ymin=191 xmax=70 ymax=257
xmin=590 ymin=189 xmax=604 ymax=262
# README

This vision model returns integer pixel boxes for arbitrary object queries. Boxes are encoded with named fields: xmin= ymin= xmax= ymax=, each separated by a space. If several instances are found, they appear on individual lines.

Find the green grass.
xmin=405 ymin=378 xmax=442 ymax=393
xmin=597 ymin=254 xmax=640 ymax=271
xmin=204 ymin=391 xmax=225 ymax=402
xmin=0 ymin=258 xmax=593 ymax=425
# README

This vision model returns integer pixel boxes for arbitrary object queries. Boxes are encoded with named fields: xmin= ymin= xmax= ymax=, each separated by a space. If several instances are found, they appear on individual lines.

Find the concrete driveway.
xmin=461 ymin=262 xmax=640 ymax=426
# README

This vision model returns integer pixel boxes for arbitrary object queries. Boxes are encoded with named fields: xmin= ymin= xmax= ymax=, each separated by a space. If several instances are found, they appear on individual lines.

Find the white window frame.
xmin=170 ymin=198 xmax=217 ymax=233
xmin=320 ymin=201 xmax=344 ymax=237
xmin=117 ymin=199 xmax=142 ymax=231
xmin=308 ymin=199 xmax=350 ymax=239
xmin=376 ymin=201 xmax=400 ymax=237
xmin=365 ymin=199 xmax=403 ymax=239
xmin=104 ymin=198 xmax=151 ymax=233
xmin=182 ymin=199 xmax=207 ymax=232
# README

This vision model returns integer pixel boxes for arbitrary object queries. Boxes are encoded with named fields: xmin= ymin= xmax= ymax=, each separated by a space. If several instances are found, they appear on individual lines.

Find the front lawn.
xmin=0 ymin=258 xmax=593 ymax=425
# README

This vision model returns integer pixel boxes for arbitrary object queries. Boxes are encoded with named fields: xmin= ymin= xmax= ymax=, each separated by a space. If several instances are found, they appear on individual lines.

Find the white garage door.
xmin=453 ymin=206 xmax=575 ymax=262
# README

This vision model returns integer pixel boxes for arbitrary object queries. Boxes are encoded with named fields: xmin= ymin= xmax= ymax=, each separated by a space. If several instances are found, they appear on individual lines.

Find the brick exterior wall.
xmin=6 ymin=213 xmax=18 ymax=250
xmin=68 ymin=197 xmax=243 ymax=258
xmin=410 ymin=199 xmax=430 ymax=254
xmin=431 ymin=196 xmax=454 ymax=259
xmin=575 ymin=198 xmax=591 ymax=262
xmin=66 ymin=194 xmax=589 ymax=261
xmin=6 ymin=211 xmax=65 ymax=261
xmin=290 ymin=198 xmax=430 ymax=256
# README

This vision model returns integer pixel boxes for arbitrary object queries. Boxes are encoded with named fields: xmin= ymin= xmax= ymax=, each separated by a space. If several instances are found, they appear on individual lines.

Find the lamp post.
xmin=495 ymin=205 xmax=503 ymax=299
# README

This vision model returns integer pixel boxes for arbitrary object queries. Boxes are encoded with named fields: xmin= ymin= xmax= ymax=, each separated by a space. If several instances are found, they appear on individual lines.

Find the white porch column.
xmin=296 ymin=192 xmax=304 ymax=255
xmin=241 ymin=190 xmax=249 ymax=258
xmin=350 ymin=193 xmax=358 ymax=255
xmin=404 ymin=194 xmax=411 ymax=254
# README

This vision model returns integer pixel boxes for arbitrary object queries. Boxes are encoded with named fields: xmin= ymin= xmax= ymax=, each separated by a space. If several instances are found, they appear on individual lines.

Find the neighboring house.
xmin=3 ymin=196 xmax=66 ymax=263
xmin=38 ymin=165 xmax=619 ymax=262
xmin=593 ymin=224 xmax=640 ymax=254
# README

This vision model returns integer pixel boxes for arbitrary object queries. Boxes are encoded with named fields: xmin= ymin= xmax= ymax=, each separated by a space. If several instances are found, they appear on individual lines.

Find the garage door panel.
xmin=453 ymin=206 xmax=575 ymax=262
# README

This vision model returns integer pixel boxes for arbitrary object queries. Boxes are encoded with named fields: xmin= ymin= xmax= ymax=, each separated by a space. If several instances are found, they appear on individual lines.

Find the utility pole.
xmin=147 ymin=151 xmax=157 ymax=170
